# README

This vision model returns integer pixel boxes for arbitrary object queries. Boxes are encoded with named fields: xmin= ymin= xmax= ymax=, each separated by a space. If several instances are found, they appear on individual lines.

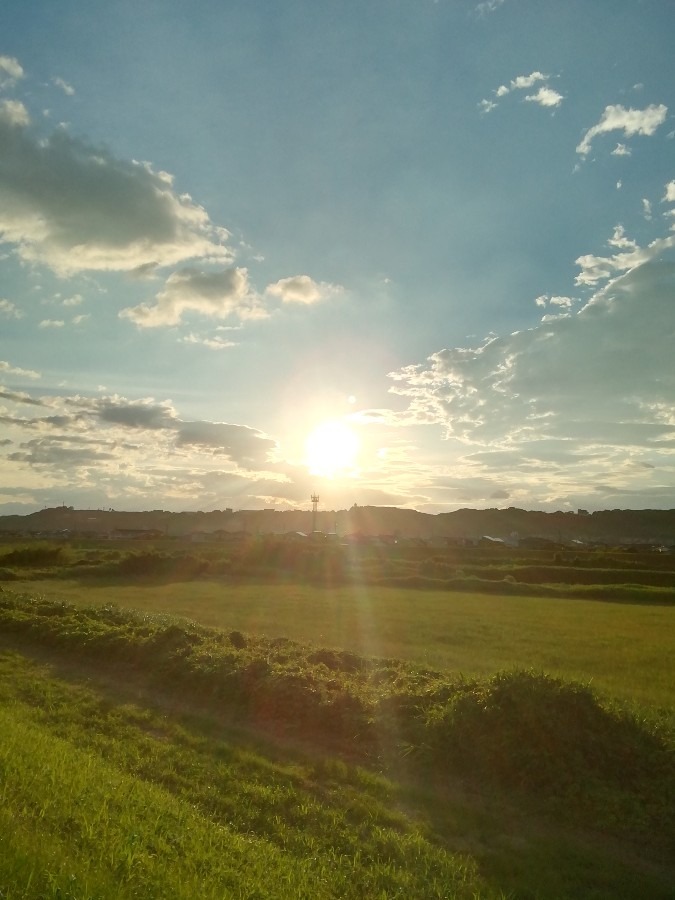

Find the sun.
xmin=304 ymin=420 xmax=360 ymax=478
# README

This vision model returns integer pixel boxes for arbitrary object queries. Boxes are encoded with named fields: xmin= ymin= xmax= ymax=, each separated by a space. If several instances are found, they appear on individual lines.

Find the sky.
xmin=1 ymin=0 xmax=674 ymax=516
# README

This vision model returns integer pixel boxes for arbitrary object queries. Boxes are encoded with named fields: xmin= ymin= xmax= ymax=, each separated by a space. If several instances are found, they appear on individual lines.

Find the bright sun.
xmin=305 ymin=420 xmax=360 ymax=478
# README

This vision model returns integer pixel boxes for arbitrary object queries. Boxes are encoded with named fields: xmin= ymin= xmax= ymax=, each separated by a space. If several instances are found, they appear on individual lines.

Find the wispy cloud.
xmin=0 ymin=361 xmax=41 ymax=380
xmin=181 ymin=333 xmax=237 ymax=350
xmin=0 ymin=299 xmax=22 ymax=319
xmin=0 ymin=56 xmax=23 ymax=89
xmin=575 ymin=223 xmax=674 ymax=286
xmin=479 ymin=71 xmax=563 ymax=113
xmin=478 ymin=98 xmax=497 ymax=114
xmin=52 ymin=76 xmax=75 ymax=96
xmin=475 ymin=0 xmax=506 ymax=17
xmin=576 ymin=104 xmax=668 ymax=156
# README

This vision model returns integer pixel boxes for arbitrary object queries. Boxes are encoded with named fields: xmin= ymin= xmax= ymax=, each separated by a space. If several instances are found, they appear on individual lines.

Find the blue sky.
xmin=1 ymin=0 xmax=674 ymax=515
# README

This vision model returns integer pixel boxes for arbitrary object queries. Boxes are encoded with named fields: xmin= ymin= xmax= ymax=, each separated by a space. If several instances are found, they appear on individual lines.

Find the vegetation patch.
xmin=1 ymin=590 xmax=672 ymax=854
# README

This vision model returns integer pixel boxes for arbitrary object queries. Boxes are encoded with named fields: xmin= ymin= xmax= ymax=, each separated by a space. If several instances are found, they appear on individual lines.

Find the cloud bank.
xmin=0 ymin=109 xmax=230 ymax=276
xmin=389 ymin=239 xmax=675 ymax=507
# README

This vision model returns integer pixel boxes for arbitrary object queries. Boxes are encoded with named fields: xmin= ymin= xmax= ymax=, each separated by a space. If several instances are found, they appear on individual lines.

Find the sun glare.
xmin=305 ymin=420 xmax=360 ymax=478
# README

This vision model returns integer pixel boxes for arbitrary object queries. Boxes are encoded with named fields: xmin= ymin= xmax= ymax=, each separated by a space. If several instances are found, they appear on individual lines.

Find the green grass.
xmin=19 ymin=578 xmax=675 ymax=712
xmin=0 ymin=651 xmax=492 ymax=900
xmin=0 ymin=648 xmax=672 ymax=899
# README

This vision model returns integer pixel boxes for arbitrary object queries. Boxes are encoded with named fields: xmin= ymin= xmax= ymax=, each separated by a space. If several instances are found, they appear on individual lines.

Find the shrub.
xmin=0 ymin=543 xmax=68 ymax=568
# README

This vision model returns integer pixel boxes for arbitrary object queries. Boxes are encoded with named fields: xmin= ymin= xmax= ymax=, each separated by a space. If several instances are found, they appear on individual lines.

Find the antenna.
xmin=311 ymin=493 xmax=320 ymax=533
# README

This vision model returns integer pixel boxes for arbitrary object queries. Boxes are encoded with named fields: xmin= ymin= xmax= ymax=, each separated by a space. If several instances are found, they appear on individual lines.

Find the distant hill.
xmin=1 ymin=505 xmax=675 ymax=545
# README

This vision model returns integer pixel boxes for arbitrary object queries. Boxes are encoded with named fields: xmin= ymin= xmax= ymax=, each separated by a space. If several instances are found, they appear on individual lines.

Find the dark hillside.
xmin=2 ymin=505 xmax=675 ymax=544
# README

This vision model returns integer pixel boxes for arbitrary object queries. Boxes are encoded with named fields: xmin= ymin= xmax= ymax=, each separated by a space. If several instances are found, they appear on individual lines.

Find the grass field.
xmin=0 ymin=651 xmax=492 ymax=899
xmin=0 ymin=605 xmax=673 ymax=899
xmin=2 ymin=550 xmax=674 ymax=897
xmin=21 ymin=578 xmax=675 ymax=713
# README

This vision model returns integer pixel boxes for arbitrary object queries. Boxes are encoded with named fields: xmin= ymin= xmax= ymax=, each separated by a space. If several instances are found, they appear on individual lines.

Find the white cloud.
xmin=388 ymin=258 xmax=675 ymax=506
xmin=524 ymin=86 xmax=563 ymax=108
xmin=0 ymin=299 xmax=22 ymax=319
xmin=642 ymin=199 xmax=652 ymax=220
xmin=0 ymin=389 xmax=282 ymax=502
xmin=0 ymin=56 xmax=23 ymax=89
xmin=0 ymin=99 xmax=30 ymax=127
xmin=576 ymin=104 xmax=668 ymax=156
xmin=482 ymin=71 xmax=562 ymax=113
xmin=549 ymin=296 xmax=575 ymax=308
xmin=478 ymin=98 xmax=497 ymax=114
xmin=0 ymin=361 xmax=40 ymax=379
xmin=663 ymin=180 xmax=675 ymax=202
xmin=52 ymin=77 xmax=75 ymax=96
xmin=607 ymin=225 xmax=637 ymax=250
xmin=181 ymin=332 xmax=237 ymax=350
xmin=475 ymin=0 xmax=505 ymax=16
xmin=510 ymin=71 xmax=548 ymax=91
xmin=0 ymin=114 xmax=230 ymax=275
xmin=534 ymin=295 xmax=577 ymax=311
xmin=120 ymin=266 xmax=262 ymax=327
xmin=265 ymin=274 xmax=341 ymax=305
xmin=611 ymin=143 xmax=631 ymax=156
xmin=38 ymin=319 xmax=65 ymax=328
xmin=576 ymin=226 xmax=675 ymax=286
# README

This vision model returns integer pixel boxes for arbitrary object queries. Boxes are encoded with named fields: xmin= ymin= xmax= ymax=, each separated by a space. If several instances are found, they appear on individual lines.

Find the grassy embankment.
xmin=0 ymin=590 xmax=673 ymax=898
xmin=18 ymin=576 xmax=675 ymax=714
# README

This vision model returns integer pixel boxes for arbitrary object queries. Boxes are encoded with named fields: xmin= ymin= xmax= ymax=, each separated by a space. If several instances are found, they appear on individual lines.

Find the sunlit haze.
xmin=305 ymin=421 xmax=360 ymax=480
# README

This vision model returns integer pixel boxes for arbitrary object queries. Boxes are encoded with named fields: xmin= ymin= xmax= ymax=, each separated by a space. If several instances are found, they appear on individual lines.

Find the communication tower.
xmin=311 ymin=493 xmax=320 ymax=533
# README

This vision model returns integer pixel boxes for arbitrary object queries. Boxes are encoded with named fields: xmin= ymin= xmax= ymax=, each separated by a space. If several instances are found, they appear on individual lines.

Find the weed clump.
xmin=420 ymin=670 xmax=674 ymax=834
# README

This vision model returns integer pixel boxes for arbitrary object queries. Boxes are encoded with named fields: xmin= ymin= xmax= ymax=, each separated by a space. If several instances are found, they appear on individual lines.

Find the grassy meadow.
xmin=21 ymin=577 xmax=675 ymax=712
xmin=0 ymin=594 xmax=673 ymax=899
xmin=0 ymin=540 xmax=674 ymax=897
xmin=0 ymin=651 xmax=489 ymax=899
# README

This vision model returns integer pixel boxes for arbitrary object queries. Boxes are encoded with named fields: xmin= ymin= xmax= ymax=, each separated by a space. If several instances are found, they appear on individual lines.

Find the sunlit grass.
xmin=0 ymin=647 xmax=672 ymax=899
xmin=22 ymin=578 xmax=675 ymax=711
xmin=0 ymin=652 xmax=494 ymax=899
